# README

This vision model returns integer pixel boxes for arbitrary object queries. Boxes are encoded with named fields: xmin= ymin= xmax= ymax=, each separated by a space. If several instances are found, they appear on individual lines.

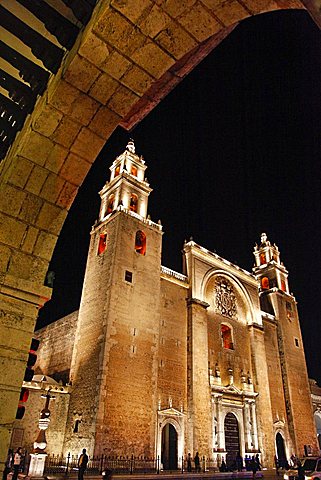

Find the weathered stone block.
xmin=36 ymin=202 xmax=66 ymax=234
xmin=121 ymin=66 xmax=154 ymax=96
xmin=7 ymin=156 xmax=34 ymax=189
xmin=69 ymin=94 xmax=100 ymax=126
xmin=79 ymin=31 xmax=110 ymax=67
xmin=63 ymin=54 xmax=101 ymax=93
xmin=45 ymin=144 xmax=69 ymax=174
xmin=56 ymin=182 xmax=78 ymax=210
xmin=51 ymin=116 xmax=82 ymax=149
xmin=25 ymin=165 xmax=49 ymax=196
xmin=161 ymin=0 xmax=197 ymax=18
xmin=49 ymin=80 xmax=81 ymax=116
xmin=71 ymin=127 xmax=106 ymax=162
xmin=21 ymin=226 xmax=39 ymax=254
xmin=108 ymin=85 xmax=140 ymax=117
xmin=94 ymin=9 xmax=134 ymax=47
xmin=155 ymin=21 xmax=197 ymax=60
xmin=111 ymin=0 xmax=153 ymax=24
xmin=89 ymin=73 xmax=119 ymax=105
xmin=33 ymin=231 xmax=58 ymax=261
xmin=60 ymin=153 xmax=92 ymax=187
xmin=139 ymin=4 xmax=170 ymax=38
xmin=19 ymin=131 xmax=54 ymax=166
xmin=101 ymin=51 xmax=131 ymax=79
xmin=33 ymin=104 xmax=63 ymax=137
xmin=178 ymin=3 xmax=221 ymax=41
xmin=131 ymin=41 xmax=175 ymax=77
xmin=18 ymin=193 xmax=43 ymax=224
xmin=203 ymin=0 xmax=249 ymax=26
xmin=0 ymin=184 xmax=26 ymax=217
xmin=0 ymin=213 xmax=27 ymax=248
xmin=40 ymin=172 xmax=65 ymax=203
xmin=90 ymin=106 xmax=121 ymax=140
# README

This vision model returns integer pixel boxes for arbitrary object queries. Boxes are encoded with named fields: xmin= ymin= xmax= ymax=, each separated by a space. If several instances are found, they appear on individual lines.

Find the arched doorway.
xmin=276 ymin=432 xmax=287 ymax=468
xmin=161 ymin=423 xmax=178 ymax=470
xmin=224 ymin=412 xmax=240 ymax=469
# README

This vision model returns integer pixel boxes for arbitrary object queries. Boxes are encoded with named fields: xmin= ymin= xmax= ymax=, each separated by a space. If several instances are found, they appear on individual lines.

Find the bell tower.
xmin=253 ymin=233 xmax=318 ymax=458
xmin=64 ymin=140 xmax=163 ymax=457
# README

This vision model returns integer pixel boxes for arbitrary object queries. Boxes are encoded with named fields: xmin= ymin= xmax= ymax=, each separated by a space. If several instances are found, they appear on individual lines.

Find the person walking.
xmin=297 ymin=460 xmax=305 ymax=480
xmin=78 ymin=448 xmax=89 ymax=480
xmin=194 ymin=452 xmax=200 ymax=473
xmin=12 ymin=448 xmax=22 ymax=480
xmin=251 ymin=456 xmax=258 ymax=479
xmin=255 ymin=454 xmax=262 ymax=471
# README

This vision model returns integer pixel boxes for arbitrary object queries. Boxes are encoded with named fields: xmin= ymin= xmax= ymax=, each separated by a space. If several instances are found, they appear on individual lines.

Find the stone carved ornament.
xmin=214 ymin=276 xmax=237 ymax=318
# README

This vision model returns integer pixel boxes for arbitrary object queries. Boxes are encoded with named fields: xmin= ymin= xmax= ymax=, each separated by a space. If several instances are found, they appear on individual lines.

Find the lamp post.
xmin=28 ymin=389 xmax=55 ymax=478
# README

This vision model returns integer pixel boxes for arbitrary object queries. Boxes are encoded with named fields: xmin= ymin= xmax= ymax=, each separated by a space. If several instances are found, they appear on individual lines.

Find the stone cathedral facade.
xmin=22 ymin=141 xmax=318 ymax=468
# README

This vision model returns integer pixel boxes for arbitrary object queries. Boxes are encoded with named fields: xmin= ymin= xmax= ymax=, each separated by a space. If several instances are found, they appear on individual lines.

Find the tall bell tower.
xmin=253 ymin=233 xmax=318 ymax=457
xmin=64 ymin=140 xmax=163 ymax=457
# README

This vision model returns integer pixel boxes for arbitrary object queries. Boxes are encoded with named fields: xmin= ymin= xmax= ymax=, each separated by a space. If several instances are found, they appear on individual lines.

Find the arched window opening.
xmin=106 ymin=194 xmax=115 ymax=215
xmin=130 ymin=193 xmax=138 ymax=212
xmin=281 ymin=279 xmax=286 ymax=292
xmin=261 ymin=277 xmax=270 ymax=290
xmin=114 ymin=165 xmax=120 ymax=177
xmin=135 ymin=230 xmax=146 ymax=255
xmin=221 ymin=324 xmax=233 ymax=350
xmin=131 ymin=165 xmax=137 ymax=176
xmin=260 ymin=253 xmax=266 ymax=264
xmin=98 ymin=232 xmax=107 ymax=255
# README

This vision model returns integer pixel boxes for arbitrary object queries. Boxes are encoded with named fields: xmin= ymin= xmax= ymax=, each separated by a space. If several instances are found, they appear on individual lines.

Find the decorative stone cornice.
xmin=186 ymin=297 xmax=210 ymax=309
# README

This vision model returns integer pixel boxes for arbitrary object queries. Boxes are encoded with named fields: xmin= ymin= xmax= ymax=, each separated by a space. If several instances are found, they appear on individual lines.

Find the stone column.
xmin=0 ymin=277 xmax=51 ymax=476
xmin=187 ymin=298 xmax=211 ymax=456
xmin=250 ymin=401 xmax=259 ymax=451
xmin=243 ymin=401 xmax=251 ymax=451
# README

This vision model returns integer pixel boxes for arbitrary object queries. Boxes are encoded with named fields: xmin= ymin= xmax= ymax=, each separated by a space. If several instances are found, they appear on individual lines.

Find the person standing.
xmin=2 ymin=449 xmax=13 ymax=480
xmin=251 ymin=456 xmax=258 ymax=479
xmin=78 ymin=449 xmax=89 ymax=480
xmin=187 ymin=453 xmax=192 ymax=472
xmin=194 ymin=452 xmax=200 ymax=473
xmin=255 ymin=454 xmax=262 ymax=471
xmin=12 ymin=448 xmax=22 ymax=480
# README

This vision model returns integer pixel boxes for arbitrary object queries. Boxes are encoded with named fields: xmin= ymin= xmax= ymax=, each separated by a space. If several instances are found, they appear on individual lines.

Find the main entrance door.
xmin=224 ymin=412 xmax=240 ymax=469
xmin=276 ymin=432 xmax=287 ymax=468
xmin=161 ymin=423 xmax=178 ymax=470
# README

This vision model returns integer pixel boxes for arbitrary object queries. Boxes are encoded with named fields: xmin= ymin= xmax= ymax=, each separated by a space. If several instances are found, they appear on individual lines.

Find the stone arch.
xmin=0 ymin=0 xmax=317 ymax=468
xmin=157 ymin=416 xmax=184 ymax=470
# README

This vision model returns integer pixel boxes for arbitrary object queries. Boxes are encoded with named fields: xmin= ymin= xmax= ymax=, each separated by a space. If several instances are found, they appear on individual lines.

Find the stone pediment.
xmin=212 ymin=383 xmax=258 ymax=399
xmin=158 ymin=407 xmax=185 ymax=417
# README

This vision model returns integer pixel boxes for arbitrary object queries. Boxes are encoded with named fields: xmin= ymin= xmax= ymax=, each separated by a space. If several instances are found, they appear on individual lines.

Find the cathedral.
xmin=15 ymin=141 xmax=318 ymax=469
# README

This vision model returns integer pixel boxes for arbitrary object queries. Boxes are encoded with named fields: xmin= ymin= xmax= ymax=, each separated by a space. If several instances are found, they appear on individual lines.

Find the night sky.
xmin=37 ymin=10 xmax=321 ymax=384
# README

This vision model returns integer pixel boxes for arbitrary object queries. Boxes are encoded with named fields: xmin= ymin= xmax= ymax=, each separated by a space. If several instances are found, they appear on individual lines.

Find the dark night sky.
xmin=37 ymin=10 xmax=321 ymax=384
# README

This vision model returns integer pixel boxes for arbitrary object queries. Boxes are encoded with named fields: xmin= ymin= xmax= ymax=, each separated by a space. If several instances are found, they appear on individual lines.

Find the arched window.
xmin=106 ymin=194 xmax=115 ymax=215
xmin=114 ymin=165 xmax=120 ymax=177
xmin=280 ymin=279 xmax=286 ymax=292
xmin=131 ymin=165 xmax=137 ymax=176
xmin=221 ymin=324 xmax=233 ymax=350
xmin=135 ymin=230 xmax=146 ymax=255
xmin=98 ymin=232 xmax=107 ymax=255
xmin=261 ymin=277 xmax=270 ymax=290
xmin=260 ymin=253 xmax=266 ymax=264
xmin=130 ymin=193 xmax=138 ymax=212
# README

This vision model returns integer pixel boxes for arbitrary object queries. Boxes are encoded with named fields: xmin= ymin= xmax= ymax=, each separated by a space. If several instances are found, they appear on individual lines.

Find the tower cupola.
xmin=98 ymin=140 xmax=152 ymax=222
xmin=253 ymin=233 xmax=289 ymax=294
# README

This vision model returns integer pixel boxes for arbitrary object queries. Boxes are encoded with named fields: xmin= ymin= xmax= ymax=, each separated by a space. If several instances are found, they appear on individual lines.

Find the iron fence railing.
xmin=44 ymin=454 xmax=220 ymax=476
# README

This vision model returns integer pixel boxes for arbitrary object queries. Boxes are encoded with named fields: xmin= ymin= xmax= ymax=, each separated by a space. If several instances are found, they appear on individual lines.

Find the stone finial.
xmin=261 ymin=233 xmax=267 ymax=244
xmin=126 ymin=138 xmax=135 ymax=153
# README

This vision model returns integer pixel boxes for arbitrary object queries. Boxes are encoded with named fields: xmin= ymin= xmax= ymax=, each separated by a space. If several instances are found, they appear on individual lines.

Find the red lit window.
xmin=260 ymin=253 xmax=266 ymax=264
xmin=130 ymin=194 xmax=138 ymax=212
xmin=135 ymin=230 xmax=146 ymax=255
xmin=115 ymin=165 xmax=120 ymax=177
xmin=261 ymin=277 xmax=270 ymax=289
xmin=131 ymin=165 xmax=137 ymax=176
xmin=221 ymin=324 xmax=233 ymax=350
xmin=106 ymin=194 xmax=115 ymax=215
xmin=98 ymin=233 xmax=107 ymax=255
xmin=281 ymin=279 xmax=286 ymax=292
